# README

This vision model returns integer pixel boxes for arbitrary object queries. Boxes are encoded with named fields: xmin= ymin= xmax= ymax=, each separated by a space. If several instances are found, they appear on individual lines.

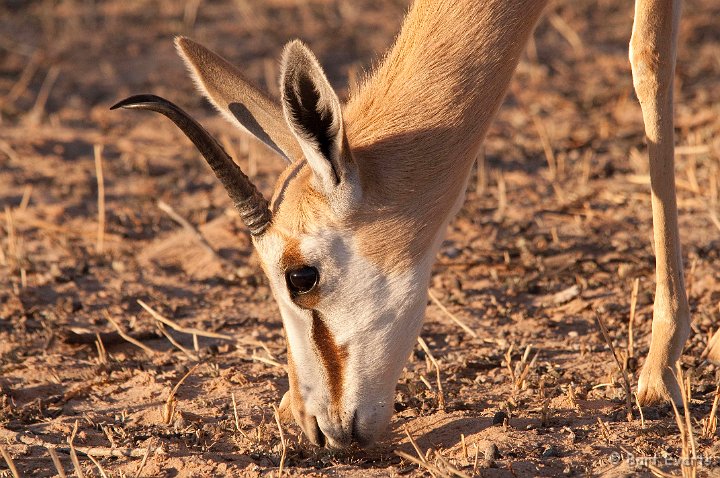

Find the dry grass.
xmin=595 ymin=313 xmax=633 ymax=421
xmin=94 ymin=144 xmax=105 ymax=254
xmin=162 ymin=364 xmax=200 ymax=425
xmin=0 ymin=0 xmax=719 ymax=475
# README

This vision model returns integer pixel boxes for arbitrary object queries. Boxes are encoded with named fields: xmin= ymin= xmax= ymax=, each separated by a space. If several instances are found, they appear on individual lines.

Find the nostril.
xmin=313 ymin=416 xmax=326 ymax=447
xmin=350 ymin=410 xmax=368 ymax=447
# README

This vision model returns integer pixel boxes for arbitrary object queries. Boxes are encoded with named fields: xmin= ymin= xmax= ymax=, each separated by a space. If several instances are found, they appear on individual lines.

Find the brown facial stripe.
xmin=311 ymin=310 xmax=348 ymax=415
xmin=280 ymin=236 xmax=305 ymax=270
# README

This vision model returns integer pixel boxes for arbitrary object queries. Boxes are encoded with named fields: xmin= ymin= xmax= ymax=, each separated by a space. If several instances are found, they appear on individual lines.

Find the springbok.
xmin=113 ymin=0 xmax=689 ymax=448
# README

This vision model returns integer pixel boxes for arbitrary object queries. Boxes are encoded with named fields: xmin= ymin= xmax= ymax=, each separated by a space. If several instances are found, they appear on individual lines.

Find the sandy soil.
xmin=1 ymin=0 xmax=719 ymax=476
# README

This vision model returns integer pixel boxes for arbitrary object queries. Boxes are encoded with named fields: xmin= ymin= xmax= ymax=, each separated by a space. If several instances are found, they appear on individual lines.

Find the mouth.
xmin=310 ymin=410 xmax=371 ymax=449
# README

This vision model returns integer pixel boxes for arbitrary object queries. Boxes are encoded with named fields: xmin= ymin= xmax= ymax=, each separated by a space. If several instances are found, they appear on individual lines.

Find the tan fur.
xmin=267 ymin=0 xmax=690 ymax=407
xmin=630 ymin=0 xmax=689 ymax=405
xmin=271 ymin=162 xmax=333 ymax=236
xmin=176 ymin=0 xmax=689 ymax=442
xmin=343 ymin=0 xmax=549 ymax=273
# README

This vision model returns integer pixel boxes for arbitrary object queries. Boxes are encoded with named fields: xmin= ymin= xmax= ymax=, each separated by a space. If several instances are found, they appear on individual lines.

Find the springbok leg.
xmin=630 ymin=0 xmax=690 ymax=405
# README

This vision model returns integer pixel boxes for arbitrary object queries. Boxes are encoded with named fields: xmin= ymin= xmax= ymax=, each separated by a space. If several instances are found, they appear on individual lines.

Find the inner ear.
xmin=283 ymin=69 xmax=339 ymax=183
xmin=281 ymin=40 xmax=348 ymax=193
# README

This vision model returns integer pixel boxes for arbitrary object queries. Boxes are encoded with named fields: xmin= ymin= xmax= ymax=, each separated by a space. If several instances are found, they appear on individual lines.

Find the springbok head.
xmin=114 ymin=37 xmax=456 ymax=448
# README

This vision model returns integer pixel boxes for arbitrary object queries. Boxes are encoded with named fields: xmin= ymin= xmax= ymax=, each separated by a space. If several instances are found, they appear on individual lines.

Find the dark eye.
xmin=286 ymin=266 xmax=319 ymax=295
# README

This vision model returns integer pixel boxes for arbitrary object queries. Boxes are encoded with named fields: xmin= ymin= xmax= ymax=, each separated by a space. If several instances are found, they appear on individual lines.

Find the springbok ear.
xmin=175 ymin=36 xmax=302 ymax=163
xmin=280 ymin=40 xmax=351 ymax=194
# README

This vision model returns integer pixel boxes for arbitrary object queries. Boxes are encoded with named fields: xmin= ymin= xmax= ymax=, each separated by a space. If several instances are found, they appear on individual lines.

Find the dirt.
xmin=1 ymin=0 xmax=720 ymax=476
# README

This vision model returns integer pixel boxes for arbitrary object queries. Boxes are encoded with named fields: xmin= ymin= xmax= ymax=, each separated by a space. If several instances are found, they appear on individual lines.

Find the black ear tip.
xmin=110 ymin=94 xmax=166 ymax=111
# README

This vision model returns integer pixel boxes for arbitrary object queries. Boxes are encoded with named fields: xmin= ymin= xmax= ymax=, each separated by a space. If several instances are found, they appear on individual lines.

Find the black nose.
xmin=312 ymin=416 xmax=326 ymax=447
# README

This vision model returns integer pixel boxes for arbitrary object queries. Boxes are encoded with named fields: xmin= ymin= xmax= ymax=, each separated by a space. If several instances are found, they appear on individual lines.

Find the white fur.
xmin=255 ymin=181 xmax=466 ymax=447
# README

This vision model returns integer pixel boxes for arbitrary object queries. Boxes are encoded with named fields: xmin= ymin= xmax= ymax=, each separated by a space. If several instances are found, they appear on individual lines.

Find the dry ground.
xmin=1 ymin=0 xmax=720 ymax=476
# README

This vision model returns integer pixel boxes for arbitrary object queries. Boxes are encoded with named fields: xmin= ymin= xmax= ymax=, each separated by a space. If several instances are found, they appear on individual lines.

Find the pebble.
xmin=542 ymin=445 xmax=558 ymax=458
xmin=479 ymin=459 xmax=495 ymax=469
xmin=484 ymin=443 xmax=499 ymax=460
xmin=492 ymin=411 xmax=508 ymax=425
xmin=444 ymin=247 xmax=462 ymax=259
xmin=479 ymin=443 xmax=499 ymax=469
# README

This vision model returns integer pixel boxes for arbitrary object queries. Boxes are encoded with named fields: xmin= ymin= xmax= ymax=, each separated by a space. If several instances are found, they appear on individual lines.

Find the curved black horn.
xmin=111 ymin=94 xmax=272 ymax=236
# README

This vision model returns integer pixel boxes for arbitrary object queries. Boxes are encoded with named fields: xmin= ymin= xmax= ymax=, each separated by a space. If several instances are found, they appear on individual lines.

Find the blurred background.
xmin=0 ymin=0 xmax=719 ymax=476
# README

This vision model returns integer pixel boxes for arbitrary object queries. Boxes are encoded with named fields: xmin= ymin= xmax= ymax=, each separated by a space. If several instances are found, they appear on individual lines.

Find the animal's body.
xmin=114 ymin=0 xmax=690 ymax=448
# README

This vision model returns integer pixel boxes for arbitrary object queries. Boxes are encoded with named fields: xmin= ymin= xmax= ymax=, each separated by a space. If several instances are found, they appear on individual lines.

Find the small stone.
xmin=542 ymin=445 xmax=558 ymax=458
xmin=49 ymin=263 xmax=62 ymax=278
xmin=695 ymin=382 xmax=712 ymax=394
xmin=444 ymin=247 xmax=462 ymax=259
xmin=479 ymin=459 xmax=495 ymax=469
xmin=492 ymin=411 xmax=508 ymax=425
xmin=173 ymin=414 xmax=188 ymax=430
xmin=484 ymin=443 xmax=499 ymax=460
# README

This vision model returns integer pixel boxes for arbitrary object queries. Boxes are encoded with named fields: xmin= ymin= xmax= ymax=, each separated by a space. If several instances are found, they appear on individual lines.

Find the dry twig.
xmin=634 ymin=392 xmax=646 ymax=429
xmin=595 ymin=313 xmax=633 ymax=421
xmin=47 ymin=447 xmax=67 ymax=478
xmin=251 ymin=352 xmax=284 ymax=369
xmin=94 ymin=144 xmax=105 ymax=253
xmin=0 ymin=426 xmax=148 ymax=458
xmin=404 ymin=426 xmax=426 ymax=465
xmin=68 ymin=421 xmax=86 ymax=478
xmin=272 ymin=405 xmax=287 ymax=477
xmin=596 ymin=417 xmax=612 ymax=444
xmin=428 ymin=290 xmax=477 ymax=338
xmin=394 ymin=450 xmax=442 ymax=478
xmin=163 ymin=364 xmax=200 ymax=424
xmin=157 ymin=322 xmax=199 ymax=360
xmin=134 ymin=440 xmax=154 ymax=478
xmin=531 ymin=114 xmax=559 ymax=180
xmin=628 ymin=278 xmax=639 ymax=360
xmin=25 ymin=66 xmax=60 ymax=126
xmin=18 ymin=185 xmax=32 ymax=212
xmin=0 ymin=446 xmax=19 ymax=478
xmin=670 ymin=365 xmax=698 ymax=478
xmin=505 ymin=344 xmax=538 ymax=392
xmin=701 ymin=381 xmax=719 ymax=438
xmin=104 ymin=312 xmax=157 ymax=357
xmin=157 ymin=200 xmax=236 ymax=272
xmin=138 ymin=300 xmax=232 ymax=340
xmin=231 ymin=393 xmax=243 ymax=433
xmin=86 ymin=453 xmax=109 ymax=478
xmin=547 ymin=12 xmax=585 ymax=55
xmin=702 ymin=327 xmax=720 ymax=363
xmin=417 ymin=337 xmax=445 ymax=410
xmin=2 ymin=51 xmax=41 ymax=107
